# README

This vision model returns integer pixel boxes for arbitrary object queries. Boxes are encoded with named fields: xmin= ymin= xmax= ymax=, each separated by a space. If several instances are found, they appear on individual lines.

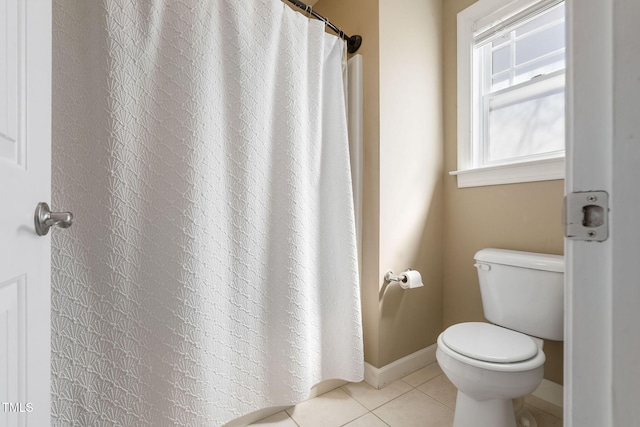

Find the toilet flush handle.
xmin=473 ymin=263 xmax=491 ymax=271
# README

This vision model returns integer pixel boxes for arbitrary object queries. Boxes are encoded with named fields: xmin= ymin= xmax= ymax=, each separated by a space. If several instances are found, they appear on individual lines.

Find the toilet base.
xmin=453 ymin=391 xmax=517 ymax=427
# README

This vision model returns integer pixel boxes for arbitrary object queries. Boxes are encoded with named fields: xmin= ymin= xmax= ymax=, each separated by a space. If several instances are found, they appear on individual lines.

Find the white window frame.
xmin=451 ymin=0 xmax=565 ymax=188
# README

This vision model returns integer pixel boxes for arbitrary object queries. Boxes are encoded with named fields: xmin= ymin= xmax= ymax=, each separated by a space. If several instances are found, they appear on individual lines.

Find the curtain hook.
xmin=307 ymin=5 xmax=312 ymax=18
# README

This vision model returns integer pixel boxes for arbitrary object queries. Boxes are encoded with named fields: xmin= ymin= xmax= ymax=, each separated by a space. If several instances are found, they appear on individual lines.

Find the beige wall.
xmin=378 ymin=0 xmax=443 ymax=366
xmin=315 ymin=0 xmax=444 ymax=368
xmin=442 ymin=0 xmax=565 ymax=384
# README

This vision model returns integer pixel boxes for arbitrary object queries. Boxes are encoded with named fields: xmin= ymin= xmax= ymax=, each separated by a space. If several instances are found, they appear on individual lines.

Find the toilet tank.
xmin=474 ymin=248 xmax=564 ymax=341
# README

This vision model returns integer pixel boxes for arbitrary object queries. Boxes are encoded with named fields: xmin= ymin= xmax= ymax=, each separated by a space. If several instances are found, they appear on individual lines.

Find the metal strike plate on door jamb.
xmin=563 ymin=191 xmax=608 ymax=242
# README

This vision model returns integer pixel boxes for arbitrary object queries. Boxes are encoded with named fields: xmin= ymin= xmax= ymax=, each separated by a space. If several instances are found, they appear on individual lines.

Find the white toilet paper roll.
xmin=400 ymin=270 xmax=423 ymax=289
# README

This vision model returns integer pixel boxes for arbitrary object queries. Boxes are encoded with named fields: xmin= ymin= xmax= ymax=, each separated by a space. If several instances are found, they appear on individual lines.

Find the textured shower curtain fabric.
xmin=51 ymin=1 xmax=363 ymax=425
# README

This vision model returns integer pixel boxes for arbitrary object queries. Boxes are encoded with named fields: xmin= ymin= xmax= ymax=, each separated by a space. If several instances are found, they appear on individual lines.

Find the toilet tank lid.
xmin=474 ymin=248 xmax=564 ymax=273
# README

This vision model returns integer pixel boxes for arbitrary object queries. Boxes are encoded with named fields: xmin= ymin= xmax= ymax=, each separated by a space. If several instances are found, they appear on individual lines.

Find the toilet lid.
xmin=442 ymin=322 xmax=538 ymax=363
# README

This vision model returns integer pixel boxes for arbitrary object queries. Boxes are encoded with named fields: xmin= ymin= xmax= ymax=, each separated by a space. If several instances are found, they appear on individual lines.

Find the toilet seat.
xmin=442 ymin=322 xmax=538 ymax=363
xmin=437 ymin=323 xmax=546 ymax=373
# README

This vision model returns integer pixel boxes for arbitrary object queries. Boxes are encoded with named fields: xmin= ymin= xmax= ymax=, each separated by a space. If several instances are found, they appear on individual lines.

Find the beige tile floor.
xmin=250 ymin=362 xmax=563 ymax=427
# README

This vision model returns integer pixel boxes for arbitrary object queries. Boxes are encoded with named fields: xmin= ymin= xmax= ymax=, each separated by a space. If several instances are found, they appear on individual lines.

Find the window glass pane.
xmin=487 ymin=88 xmax=565 ymax=163
xmin=515 ymin=22 xmax=565 ymax=66
xmin=516 ymin=3 xmax=565 ymax=37
xmin=492 ymin=45 xmax=511 ymax=75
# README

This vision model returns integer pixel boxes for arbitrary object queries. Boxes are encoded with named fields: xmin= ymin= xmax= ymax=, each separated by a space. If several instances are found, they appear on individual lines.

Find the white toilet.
xmin=436 ymin=248 xmax=564 ymax=427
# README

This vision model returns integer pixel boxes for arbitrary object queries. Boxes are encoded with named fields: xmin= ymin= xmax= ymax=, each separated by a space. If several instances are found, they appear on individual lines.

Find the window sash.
xmin=477 ymin=71 xmax=565 ymax=167
xmin=480 ymin=3 xmax=565 ymax=93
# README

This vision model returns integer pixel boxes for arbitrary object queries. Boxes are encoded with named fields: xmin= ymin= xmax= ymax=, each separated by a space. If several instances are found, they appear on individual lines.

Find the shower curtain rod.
xmin=283 ymin=0 xmax=363 ymax=54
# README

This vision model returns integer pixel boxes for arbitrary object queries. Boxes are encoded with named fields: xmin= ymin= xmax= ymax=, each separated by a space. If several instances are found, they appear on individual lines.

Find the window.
xmin=452 ymin=0 xmax=566 ymax=188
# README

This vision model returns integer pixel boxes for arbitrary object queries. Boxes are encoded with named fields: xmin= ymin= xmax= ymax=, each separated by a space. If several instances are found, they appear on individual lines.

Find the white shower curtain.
xmin=51 ymin=1 xmax=363 ymax=425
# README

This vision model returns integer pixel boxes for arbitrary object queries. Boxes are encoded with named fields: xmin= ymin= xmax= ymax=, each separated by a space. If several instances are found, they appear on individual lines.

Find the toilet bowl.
xmin=437 ymin=323 xmax=545 ymax=427
xmin=437 ymin=249 xmax=564 ymax=427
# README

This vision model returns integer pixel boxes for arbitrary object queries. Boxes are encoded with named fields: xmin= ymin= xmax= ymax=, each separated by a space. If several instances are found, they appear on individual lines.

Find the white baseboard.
xmin=532 ymin=379 xmax=564 ymax=408
xmin=364 ymin=344 xmax=438 ymax=389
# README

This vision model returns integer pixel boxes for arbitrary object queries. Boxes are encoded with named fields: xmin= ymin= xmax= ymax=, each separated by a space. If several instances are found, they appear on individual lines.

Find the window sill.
xmin=450 ymin=157 xmax=565 ymax=188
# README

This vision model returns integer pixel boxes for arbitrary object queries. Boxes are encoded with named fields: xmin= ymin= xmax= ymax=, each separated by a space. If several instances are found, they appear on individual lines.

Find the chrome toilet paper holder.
xmin=384 ymin=268 xmax=423 ymax=290
xmin=384 ymin=269 xmax=412 ymax=283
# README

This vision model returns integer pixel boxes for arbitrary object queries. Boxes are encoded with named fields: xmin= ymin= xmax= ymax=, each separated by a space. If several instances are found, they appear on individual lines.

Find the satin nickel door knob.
xmin=34 ymin=202 xmax=73 ymax=236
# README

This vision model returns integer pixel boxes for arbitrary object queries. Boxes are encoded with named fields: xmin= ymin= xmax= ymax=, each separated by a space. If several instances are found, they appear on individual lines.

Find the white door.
xmin=0 ymin=1 xmax=52 ymax=425
xmin=566 ymin=0 xmax=640 ymax=425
